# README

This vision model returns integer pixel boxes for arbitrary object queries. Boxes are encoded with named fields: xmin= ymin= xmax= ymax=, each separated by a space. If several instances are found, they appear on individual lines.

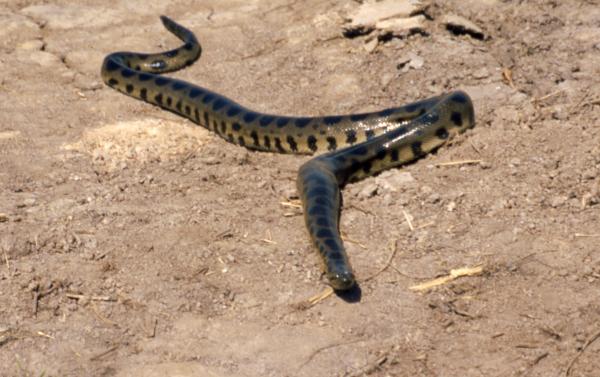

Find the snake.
xmin=101 ymin=16 xmax=475 ymax=291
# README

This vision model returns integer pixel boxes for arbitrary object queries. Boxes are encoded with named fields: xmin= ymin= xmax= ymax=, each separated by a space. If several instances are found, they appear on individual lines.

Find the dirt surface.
xmin=1 ymin=1 xmax=600 ymax=376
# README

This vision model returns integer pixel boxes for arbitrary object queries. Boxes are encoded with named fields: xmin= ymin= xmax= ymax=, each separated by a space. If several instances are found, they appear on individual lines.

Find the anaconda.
xmin=101 ymin=16 xmax=475 ymax=291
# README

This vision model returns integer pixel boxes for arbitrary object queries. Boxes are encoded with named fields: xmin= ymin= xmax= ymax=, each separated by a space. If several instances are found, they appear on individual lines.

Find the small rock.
xmin=408 ymin=54 xmax=424 ymax=69
xmin=441 ymin=14 xmax=485 ymax=40
xmin=23 ymin=198 xmax=37 ymax=207
xmin=582 ymin=168 xmax=597 ymax=180
xmin=375 ymin=15 xmax=426 ymax=36
xmin=0 ymin=213 xmax=7 ymax=222
xmin=427 ymin=193 xmax=441 ymax=204
xmin=17 ymin=39 xmax=44 ymax=51
xmin=549 ymin=195 xmax=567 ymax=208
xmin=376 ymin=171 xmax=415 ymax=192
xmin=551 ymin=105 xmax=569 ymax=121
xmin=398 ymin=53 xmax=424 ymax=72
xmin=446 ymin=201 xmax=457 ymax=212
xmin=363 ymin=37 xmax=379 ymax=53
xmin=358 ymin=183 xmax=378 ymax=199
xmin=349 ymin=0 xmax=420 ymax=27
xmin=479 ymin=161 xmax=492 ymax=169
xmin=472 ymin=67 xmax=490 ymax=79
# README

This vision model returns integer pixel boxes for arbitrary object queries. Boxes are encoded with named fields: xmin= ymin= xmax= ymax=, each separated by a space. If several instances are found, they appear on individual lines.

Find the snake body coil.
xmin=101 ymin=16 xmax=475 ymax=290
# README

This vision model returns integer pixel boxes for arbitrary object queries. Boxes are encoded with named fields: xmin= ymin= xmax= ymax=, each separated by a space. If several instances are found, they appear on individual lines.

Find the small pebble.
xmin=358 ymin=183 xmax=378 ymax=199
xmin=549 ymin=195 xmax=567 ymax=208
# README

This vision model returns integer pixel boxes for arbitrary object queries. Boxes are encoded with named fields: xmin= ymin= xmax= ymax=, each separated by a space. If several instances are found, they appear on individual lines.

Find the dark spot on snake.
xmin=220 ymin=121 xmax=227 ymax=134
xmin=125 ymin=84 xmax=134 ymax=94
xmin=295 ymin=118 xmax=311 ymax=128
xmin=451 ymin=92 xmax=468 ymax=104
xmin=165 ymin=49 xmax=178 ymax=58
xmin=450 ymin=112 xmax=463 ymax=126
xmin=263 ymin=136 xmax=271 ymax=149
xmin=250 ymin=130 xmax=260 ymax=147
xmin=189 ymin=88 xmax=204 ymax=98
xmin=345 ymin=130 xmax=357 ymax=144
xmin=185 ymin=105 xmax=191 ymax=116
xmin=308 ymin=205 xmax=327 ymax=216
xmin=375 ymin=148 xmax=386 ymax=160
xmin=418 ymin=108 xmax=427 ymax=116
xmin=155 ymin=77 xmax=169 ymax=86
xmin=365 ymin=130 xmax=375 ymax=140
xmin=349 ymin=159 xmax=361 ymax=174
xmin=362 ymin=160 xmax=372 ymax=174
xmin=213 ymin=98 xmax=227 ymax=111
xmin=227 ymin=133 xmax=234 ymax=143
xmin=391 ymin=149 xmax=399 ymax=162
xmin=184 ymin=59 xmax=195 ymax=67
xmin=202 ymin=93 xmax=215 ymax=104
xmin=326 ymin=137 xmax=337 ymax=151
xmin=125 ymin=62 xmax=131 ymax=68
xmin=238 ymin=136 xmax=246 ymax=146
xmin=379 ymin=108 xmax=395 ymax=117
xmin=350 ymin=113 xmax=369 ymax=122
xmin=172 ymin=81 xmax=187 ymax=91
xmin=226 ymin=106 xmax=242 ymax=117
xmin=411 ymin=141 xmax=423 ymax=157
xmin=154 ymin=93 xmax=163 ymax=105
xmin=274 ymin=137 xmax=285 ymax=152
xmin=138 ymin=73 xmax=152 ymax=81
xmin=307 ymin=135 xmax=318 ymax=152
xmin=436 ymin=127 xmax=449 ymax=139
xmin=243 ymin=112 xmax=258 ymax=123
xmin=140 ymin=88 xmax=147 ymax=100
xmin=105 ymin=59 xmax=120 ymax=71
xmin=194 ymin=108 xmax=200 ymax=122
xmin=121 ymin=68 xmax=135 ymax=78
xmin=315 ymin=217 xmax=329 ymax=227
xmin=317 ymin=228 xmax=335 ymax=239
xmin=287 ymin=135 xmax=298 ymax=152
xmin=107 ymin=78 xmax=119 ymax=87
xmin=276 ymin=117 xmax=289 ymax=128
xmin=166 ymin=97 xmax=172 ymax=107
xmin=203 ymin=112 xmax=210 ymax=127
xmin=232 ymin=122 xmax=241 ymax=132
xmin=324 ymin=239 xmax=340 ymax=252
xmin=213 ymin=120 xmax=219 ymax=132
xmin=134 ymin=65 xmax=140 ymax=71
xmin=175 ymin=100 xmax=182 ymax=112
xmin=314 ymin=195 xmax=333 ymax=207
xmin=324 ymin=116 xmax=342 ymax=125
xmin=183 ymin=43 xmax=194 ymax=50
xmin=259 ymin=116 xmax=274 ymax=127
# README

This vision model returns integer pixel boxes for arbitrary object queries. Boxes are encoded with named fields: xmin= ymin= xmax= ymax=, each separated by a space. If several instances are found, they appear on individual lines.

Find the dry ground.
xmin=1 ymin=1 xmax=600 ymax=376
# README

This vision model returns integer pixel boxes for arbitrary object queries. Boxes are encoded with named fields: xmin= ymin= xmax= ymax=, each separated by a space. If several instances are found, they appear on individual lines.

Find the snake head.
xmin=327 ymin=270 xmax=356 ymax=291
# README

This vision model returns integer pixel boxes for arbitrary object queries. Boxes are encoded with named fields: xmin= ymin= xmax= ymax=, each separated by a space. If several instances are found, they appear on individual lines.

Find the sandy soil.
xmin=1 ymin=1 xmax=600 ymax=376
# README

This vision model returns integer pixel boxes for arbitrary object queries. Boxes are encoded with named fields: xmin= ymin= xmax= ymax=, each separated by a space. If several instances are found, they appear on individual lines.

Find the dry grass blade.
xmin=434 ymin=159 xmax=482 ymax=167
xmin=409 ymin=265 xmax=484 ymax=291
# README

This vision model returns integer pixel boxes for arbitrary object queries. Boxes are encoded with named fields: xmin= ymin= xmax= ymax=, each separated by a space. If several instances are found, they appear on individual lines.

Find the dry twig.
xmin=409 ymin=265 xmax=484 ymax=291
xmin=565 ymin=329 xmax=600 ymax=376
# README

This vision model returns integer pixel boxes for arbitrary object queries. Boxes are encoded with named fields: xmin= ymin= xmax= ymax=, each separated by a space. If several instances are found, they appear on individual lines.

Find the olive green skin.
xmin=101 ymin=16 xmax=475 ymax=290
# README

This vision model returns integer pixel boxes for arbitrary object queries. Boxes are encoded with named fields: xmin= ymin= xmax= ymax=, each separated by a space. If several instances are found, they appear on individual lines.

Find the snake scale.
xmin=101 ymin=16 xmax=475 ymax=291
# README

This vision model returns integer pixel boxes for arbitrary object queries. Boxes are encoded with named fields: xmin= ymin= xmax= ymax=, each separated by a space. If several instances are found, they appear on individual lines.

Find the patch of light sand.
xmin=63 ymin=119 xmax=210 ymax=169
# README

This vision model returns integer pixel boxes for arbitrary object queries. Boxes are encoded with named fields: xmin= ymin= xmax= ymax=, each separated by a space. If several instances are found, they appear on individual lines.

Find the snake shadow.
xmin=334 ymin=284 xmax=362 ymax=303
